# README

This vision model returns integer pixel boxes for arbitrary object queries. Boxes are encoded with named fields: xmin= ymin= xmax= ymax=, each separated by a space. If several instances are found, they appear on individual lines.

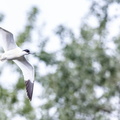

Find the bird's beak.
xmin=30 ymin=52 xmax=35 ymax=54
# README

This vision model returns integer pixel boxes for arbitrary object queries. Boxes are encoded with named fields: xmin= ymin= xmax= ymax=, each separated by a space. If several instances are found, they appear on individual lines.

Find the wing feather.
xmin=13 ymin=57 xmax=34 ymax=100
xmin=0 ymin=27 xmax=17 ymax=51
xmin=25 ymin=80 xmax=34 ymax=101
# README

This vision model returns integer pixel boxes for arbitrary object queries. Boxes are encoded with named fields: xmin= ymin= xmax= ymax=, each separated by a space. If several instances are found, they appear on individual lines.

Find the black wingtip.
xmin=25 ymin=80 xmax=34 ymax=101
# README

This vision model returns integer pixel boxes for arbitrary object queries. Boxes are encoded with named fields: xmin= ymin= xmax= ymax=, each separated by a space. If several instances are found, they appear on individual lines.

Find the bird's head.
xmin=23 ymin=49 xmax=30 ymax=55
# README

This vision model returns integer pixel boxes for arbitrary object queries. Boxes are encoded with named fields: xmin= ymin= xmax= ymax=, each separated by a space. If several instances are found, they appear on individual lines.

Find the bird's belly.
xmin=5 ymin=54 xmax=20 ymax=60
xmin=1 ymin=49 xmax=22 ymax=60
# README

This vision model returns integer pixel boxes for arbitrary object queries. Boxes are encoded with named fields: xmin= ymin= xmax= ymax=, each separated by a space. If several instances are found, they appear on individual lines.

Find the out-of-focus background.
xmin=0 ymin=0 xmax=120 ymax=120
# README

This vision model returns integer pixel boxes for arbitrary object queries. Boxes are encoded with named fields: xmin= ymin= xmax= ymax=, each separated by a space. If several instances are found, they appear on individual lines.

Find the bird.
xmin=0 ymin=27 xmax=34 ymax=101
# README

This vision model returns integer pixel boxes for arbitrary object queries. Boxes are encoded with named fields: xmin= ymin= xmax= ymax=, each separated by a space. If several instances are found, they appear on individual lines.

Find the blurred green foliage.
xmin=0 ymin=0 xmax=120 ymax=120
xmin=16 ymin=7 xmax=39 ymax=46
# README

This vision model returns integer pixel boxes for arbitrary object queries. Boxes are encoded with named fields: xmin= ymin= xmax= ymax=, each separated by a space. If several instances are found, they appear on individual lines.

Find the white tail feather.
xmin=0 ymin=54 xmax=6 ymax=61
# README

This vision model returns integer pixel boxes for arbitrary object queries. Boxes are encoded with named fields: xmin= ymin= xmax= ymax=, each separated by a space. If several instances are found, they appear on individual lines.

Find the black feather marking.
xmin=25 ymin=80 xmax=34 ymax=101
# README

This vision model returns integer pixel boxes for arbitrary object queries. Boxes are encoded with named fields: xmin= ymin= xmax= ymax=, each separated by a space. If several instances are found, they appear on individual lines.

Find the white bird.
xmin=0 ymin=27 xmax=34 ymax=101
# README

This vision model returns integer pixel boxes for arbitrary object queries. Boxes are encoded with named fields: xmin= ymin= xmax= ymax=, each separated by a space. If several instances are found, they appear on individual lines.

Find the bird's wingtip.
xmin=25 ymin=80 xmax=34 ymax=101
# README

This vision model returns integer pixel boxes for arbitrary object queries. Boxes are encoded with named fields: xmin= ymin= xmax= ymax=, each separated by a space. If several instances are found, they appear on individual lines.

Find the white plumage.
xmin=0 ymin=27 xmax=34 ymax=101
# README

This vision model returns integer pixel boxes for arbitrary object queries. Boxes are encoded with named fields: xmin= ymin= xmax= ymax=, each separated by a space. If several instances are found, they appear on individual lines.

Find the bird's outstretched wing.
xmin=13 ymin=57 xmax=34 ymax=101
xmin=0 ymin=27 xmax=17 ymax=51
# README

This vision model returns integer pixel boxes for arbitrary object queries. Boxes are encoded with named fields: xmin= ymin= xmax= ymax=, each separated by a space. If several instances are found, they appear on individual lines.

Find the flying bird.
xmin=0 ymin=27 xmax=34 ymax=101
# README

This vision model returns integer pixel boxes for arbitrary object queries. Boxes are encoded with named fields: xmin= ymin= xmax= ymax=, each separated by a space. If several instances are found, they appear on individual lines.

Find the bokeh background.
xmin=0 ymin=0 xmax=120 ymax=120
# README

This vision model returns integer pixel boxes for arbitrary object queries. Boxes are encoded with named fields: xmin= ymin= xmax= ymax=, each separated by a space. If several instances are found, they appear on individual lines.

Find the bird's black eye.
xmin=23 ymin=49 xmax=30 ymax=53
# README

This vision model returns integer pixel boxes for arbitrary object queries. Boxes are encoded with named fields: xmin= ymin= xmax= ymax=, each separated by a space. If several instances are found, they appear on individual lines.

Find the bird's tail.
xmin=0 ymin=54 xmax=6 ymax=61
xmin=0 ymin=54 xmax=4 ymax=61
